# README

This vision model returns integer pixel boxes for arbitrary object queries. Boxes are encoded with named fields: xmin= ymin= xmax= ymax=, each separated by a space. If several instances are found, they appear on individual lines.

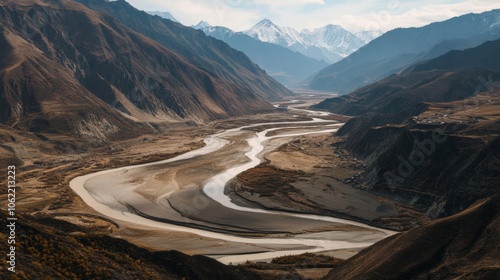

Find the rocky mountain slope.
xmin=75 ymin=0 xmax=291 ymax=101
xmin=195 ymin=22 xmax=328 ymax=87
xmin=313 ymin=38 xmax=500 ymax=220
xmin=0 ymin=0 xmax=289 ymax=142
xmin=324 ymin=195 xmax=500 ymax=280
xmin=309 ymin=9 xmax=500 ymax=93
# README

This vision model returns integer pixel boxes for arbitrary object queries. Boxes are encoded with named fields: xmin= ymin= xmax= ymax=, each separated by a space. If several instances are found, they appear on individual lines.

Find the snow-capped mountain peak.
xmin=193 ymin=21 xmax=234 ymax=38
xmin=244 ymin=20 xmax=369 ymax=62
xmin=255 ymin=18 xmax=274 ymax=27
xmin=300 ymin=25 xmax=365 ymax=57
xmin=245 ymin=19 xmax=304 ymax=48
xmin=194 ymin=20 xmax=212 ymax=29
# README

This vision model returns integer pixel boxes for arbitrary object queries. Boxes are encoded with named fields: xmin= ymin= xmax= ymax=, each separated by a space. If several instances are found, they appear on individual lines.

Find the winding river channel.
xmin=70 ymin=108 xmax=395 ymax=264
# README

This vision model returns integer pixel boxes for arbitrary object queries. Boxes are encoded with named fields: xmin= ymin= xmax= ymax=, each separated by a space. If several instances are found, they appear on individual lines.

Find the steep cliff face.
xmin=345 ymin=121 xmax=500 ymax=219
xmin=0 ymin=0 xmax=283 ymax=140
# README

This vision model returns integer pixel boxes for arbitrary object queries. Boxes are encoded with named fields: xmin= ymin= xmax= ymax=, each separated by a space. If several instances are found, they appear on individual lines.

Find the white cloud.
xmin=251 ymin=0 xmax=325 ymax=9
xmin=128 ymin=0 xmax=261 ymax=30
xmin=274 ymin=0 xmax=500 ymax=32
xmin=126 ymin=0 xmax=500 ymax=32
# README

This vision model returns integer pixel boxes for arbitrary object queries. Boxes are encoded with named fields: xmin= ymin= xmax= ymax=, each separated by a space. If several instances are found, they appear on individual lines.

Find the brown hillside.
xmin=0 ymin=0 xmax=280 ymax=140
xmin=324 ymin=195 xmax=500 ymax=280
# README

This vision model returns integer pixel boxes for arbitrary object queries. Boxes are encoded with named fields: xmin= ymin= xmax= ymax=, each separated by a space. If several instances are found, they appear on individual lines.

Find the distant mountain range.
xmin=193 ymin=21 xmax=328 ymax=87
xmin=147 ymin=14 xmax=382 ymax=65
xmin=146 ymin=14 xmax=383 ymax=86
xmin=244 ymin=19 xmax=382 ymax=63
xmin=193 ymin=18 xmax=382 ymax=86
xmin=308 ymin=9 xmax=500 ymax=93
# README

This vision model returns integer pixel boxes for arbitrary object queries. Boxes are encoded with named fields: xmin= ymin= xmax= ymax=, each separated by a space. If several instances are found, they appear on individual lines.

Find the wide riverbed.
xmin=70 ymin=109 xmax=394 ymax=264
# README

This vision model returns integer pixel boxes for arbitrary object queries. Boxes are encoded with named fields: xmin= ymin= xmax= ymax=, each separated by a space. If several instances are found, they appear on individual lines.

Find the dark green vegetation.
xmin=240 ymin=253 xmax=344 ymax=280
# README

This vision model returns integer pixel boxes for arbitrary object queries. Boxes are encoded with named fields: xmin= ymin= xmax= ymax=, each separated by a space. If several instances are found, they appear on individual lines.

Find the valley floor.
xmin=0 ymin=94 xmax=428 ymax=279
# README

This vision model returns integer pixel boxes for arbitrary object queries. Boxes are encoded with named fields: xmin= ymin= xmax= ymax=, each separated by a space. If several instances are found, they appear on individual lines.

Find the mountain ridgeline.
xmin=0 ymin=0 xmax=291 ymax=141
xmin=308 ymin=9 xmax=500 ymax=94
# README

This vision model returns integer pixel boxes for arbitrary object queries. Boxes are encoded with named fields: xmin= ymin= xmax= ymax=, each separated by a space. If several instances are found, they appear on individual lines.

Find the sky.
xmin=125 ymin=0 xmax=500 ymax=32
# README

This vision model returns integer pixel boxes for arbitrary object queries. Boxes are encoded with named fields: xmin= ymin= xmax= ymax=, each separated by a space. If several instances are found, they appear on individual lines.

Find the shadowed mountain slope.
xmin=314 ymin=38 xmax=500 ymax=117
xmin=75 ymin=0 xmax=291 ymax=101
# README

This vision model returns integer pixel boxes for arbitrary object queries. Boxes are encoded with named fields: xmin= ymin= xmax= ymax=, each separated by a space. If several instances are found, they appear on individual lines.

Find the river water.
xmin=70 ymin=109 xmax=394 ymax=264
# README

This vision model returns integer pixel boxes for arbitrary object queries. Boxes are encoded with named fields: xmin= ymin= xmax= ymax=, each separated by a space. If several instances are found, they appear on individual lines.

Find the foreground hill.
xmin=325 ymin=195 xmax=500 ymax=279
xmin=0 ymin=212 xmax=260 ymax=280
xmin=308 ymin=9 xmax=500 ymax=93
xmin=0 ymin=0 xmax=288 ymax=141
